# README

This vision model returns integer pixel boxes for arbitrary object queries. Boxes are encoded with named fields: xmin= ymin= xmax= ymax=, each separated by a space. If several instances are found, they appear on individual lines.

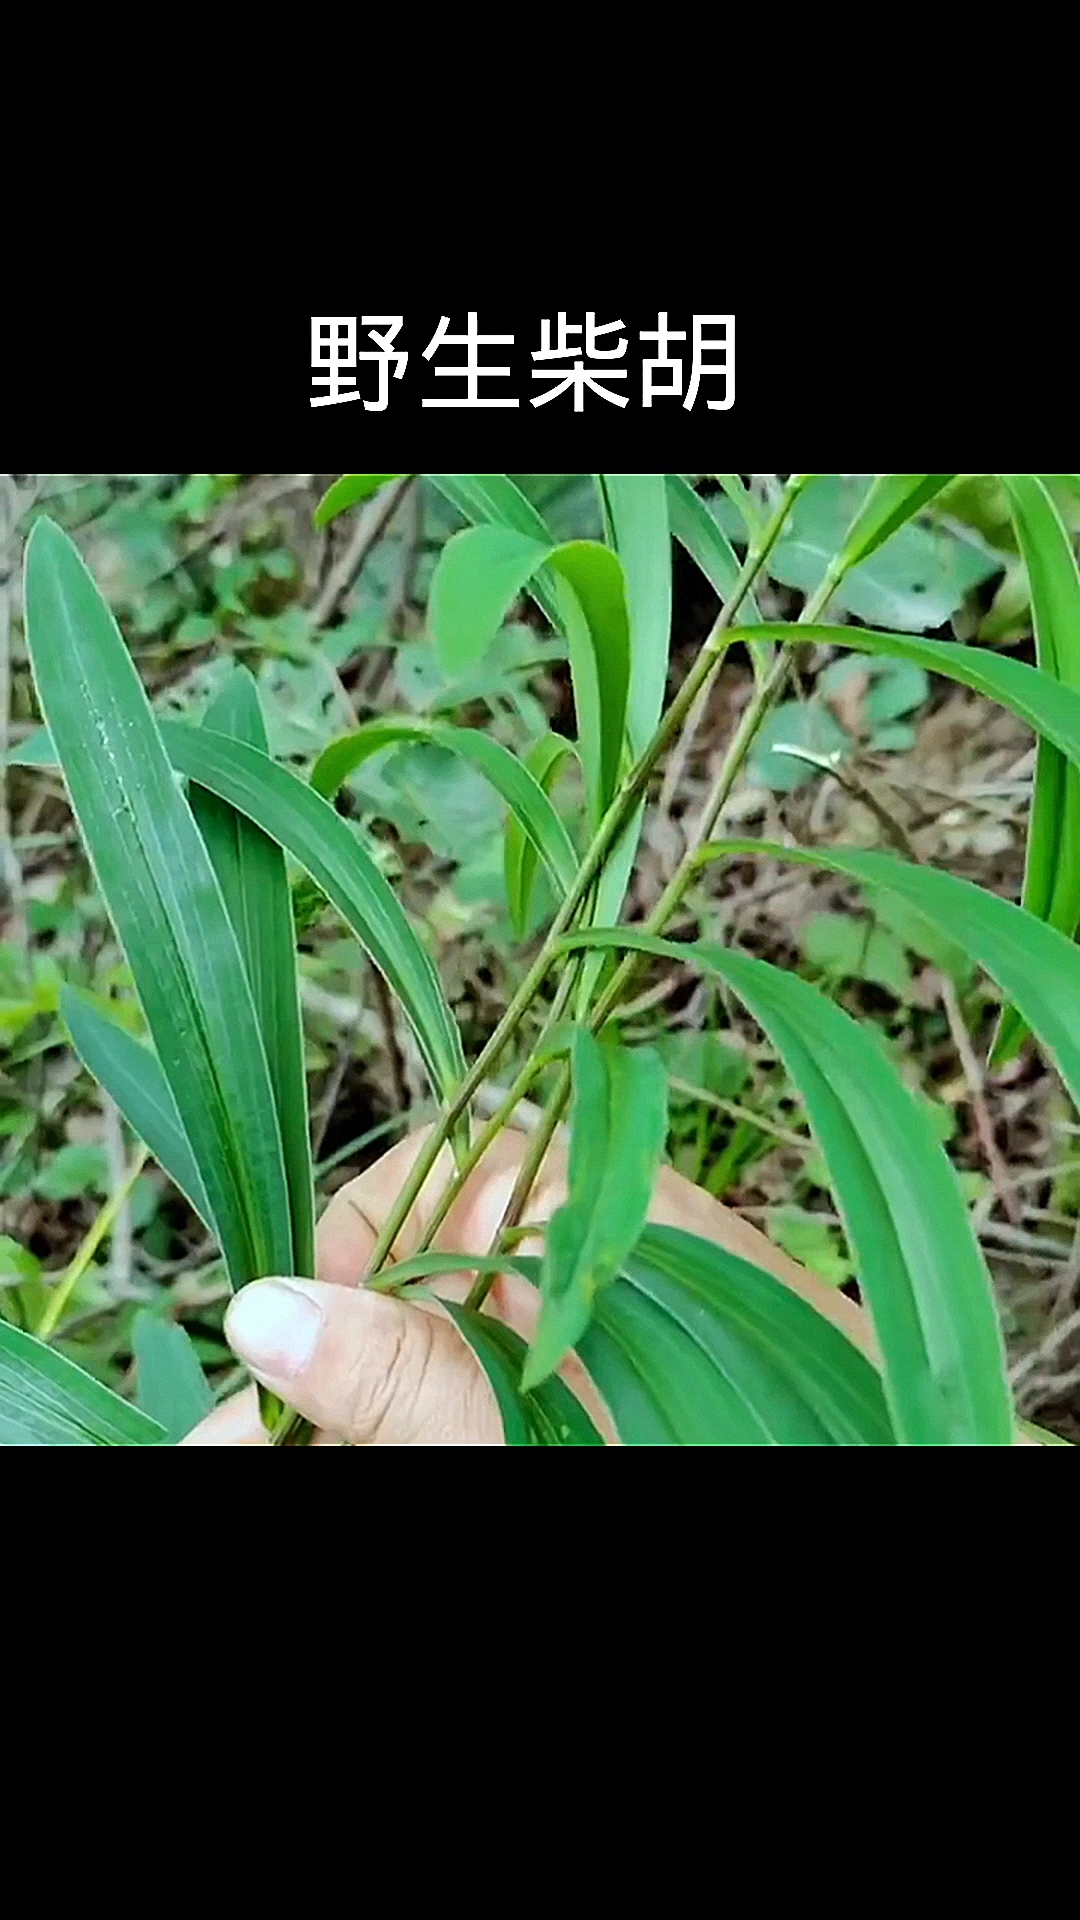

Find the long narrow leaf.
xmin=522 ymin=1030 xmax=668 ymax=1389
xmin=731 ymin=623 xmax=1080 ymax=772
xmin=0 ymin=1321 xmax=164 ymax=1446
xmin=23 ymin=518 xmax=293 ymax=1288
xmin=60 ymin=987 xmax=214 ymax=1230
xmin=504 ymin=732 xmax=579 ymax=934
xmin=830 ymin=474 xmax=956 ymax=573
xmin=440 ymin=1301 xmax=603 ymax=1445
xmin=711 ymin=839 xmax=1080 ymax=1111
xmin=426 ymin=474 xmax=561 ymax=625
xmin=191 ymin=671 xmax=314 ymax=1275
xmin=158 ymin=724 xmax=465 ymax=1104
xmin=993 ymin=475 xmax=1080 ymax=1062
xmin=665 ymin=474 xmax=763 ymax=619
xmin=561 ymin=929 xmax=1013 ymax=1445
xmin=314 ymin=474 xmax=405 ymax=527
xmin=311 ymin=716 xmax=578 ymax=903
xmin=428 ymin=526 xmax=630 ymax=823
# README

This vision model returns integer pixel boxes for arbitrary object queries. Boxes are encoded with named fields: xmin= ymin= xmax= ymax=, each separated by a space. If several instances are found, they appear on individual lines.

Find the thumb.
xmin=222 ymin=1278 xmax=504 ymax=1446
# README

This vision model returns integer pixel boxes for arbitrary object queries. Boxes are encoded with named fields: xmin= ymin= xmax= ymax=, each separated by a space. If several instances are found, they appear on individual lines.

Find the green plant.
xmin=6 ymin=472 xmax=1080 ymax=1444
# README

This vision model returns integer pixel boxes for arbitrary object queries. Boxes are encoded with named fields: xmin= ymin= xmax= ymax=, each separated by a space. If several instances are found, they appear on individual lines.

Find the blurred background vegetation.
xmin=3 ymin=472 xmax=1080 ymax=1436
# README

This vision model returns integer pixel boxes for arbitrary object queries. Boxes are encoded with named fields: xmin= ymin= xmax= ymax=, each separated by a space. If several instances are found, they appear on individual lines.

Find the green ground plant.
xmin=4 ymin=473 xmax=1080 ymax=1444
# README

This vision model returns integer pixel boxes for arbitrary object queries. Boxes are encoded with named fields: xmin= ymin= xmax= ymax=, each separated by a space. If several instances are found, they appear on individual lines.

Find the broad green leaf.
xmin=311 ymin=716 xmax=578 ymax=903
xmin=731 ymin=623 xmax=1080 ymax=775
xmin=314 ymin=474 xmax=404 ymax=528
xmin=440 ymin=1300 xmax=604 ymax=1445
xmin=191 ymin=670 xmax=314 ymax=1275
xmin=503 ymin=732 xmax=579 ymax=935
xmin=426 ymin=473 xmax=561 ymax=625
xmin=60 ymin=987 xmax=214 ymax=1229
xmin=711 ymin=839 xmax=1080 ymax=1116
xmin=830 ymin=475 xmax=956 ymax=573
xmin=522 ymin=1031 xmax=668 ymax=1390
xmin=768 ymin=479 xmax=999 ymax=631
xmin=620 ymin=1226 xmax=894 ymax=1444
xmin=133 ymin=1308 xmax=213 ymax=1444
xmin=800 ymin=912 xmax=911 ymax=997
xmin=428 ymin=526 xmax=630 ymax=824
xmin=561 ymin=929 xmax=1013 ymax=1446
xmin=157 ymin=724 xmax=465 ymax=1106
xmin=0 ymin=1320 xmax=165 ymax=1446
xmin=23 ymin=517 xmax=293 ymax=1290
xmin=747 ymin=699 xmax=850 ymax=791
xmin=993 ymin=475 xmax=1080 ymax=1064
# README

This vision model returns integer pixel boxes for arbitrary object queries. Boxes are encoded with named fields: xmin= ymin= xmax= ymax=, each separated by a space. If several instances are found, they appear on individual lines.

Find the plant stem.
xmin=363 ymin=477 xmax=810 ymax=1278
xmin=37 ymin=1144 xmax=149 ymax=1341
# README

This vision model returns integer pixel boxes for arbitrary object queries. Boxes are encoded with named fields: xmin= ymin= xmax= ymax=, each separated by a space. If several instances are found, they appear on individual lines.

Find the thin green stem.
xmin=364 ymin=477 xmax=809 ymax=1279
xmin=37 ymin=1144 xmax=149 ymax=1341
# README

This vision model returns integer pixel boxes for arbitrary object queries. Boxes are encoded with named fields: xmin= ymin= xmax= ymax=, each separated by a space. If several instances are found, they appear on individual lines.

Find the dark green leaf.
xmin=133 ymin=1309 xmax=214 ymax=1444
xmin=60 ymin=987 xmax=214 ymax=1229
xmin=504 ymin=732 xmax=579 ymax=935
xmin=158 ymin=724 xmax=465 ymax=1107
xmin=311 ymin=716 xmax=578 ymax=904
xmin=23 ymin=517 xmax=293 ymax=1290
xmin=191 ymin=670 xmax=314 ymax=1275
xmin=522 ymin=1031 xmax=668 ymax=1390
xmin=440 ymin=1300 xmax=604 ymax=1445
xmin=0 ymin=1320 xmax=165 ymax=1446
xmin=993 ymin=475 xmax=1080 ymax=1063
xmin=561 ymin=928 xmax=1013 ymax=1446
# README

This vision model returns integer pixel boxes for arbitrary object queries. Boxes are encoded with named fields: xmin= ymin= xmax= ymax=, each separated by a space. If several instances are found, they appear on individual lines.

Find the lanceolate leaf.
xmin=428 ymin=526 xmax=630 ymax=823
xmin=665 ymin=474 xmax=763 ymax=620
xmin=158 ymin=724 xmax=465 ymax=1105
xmin=830 ymin=475 xmax=956 ymax=574
xmin=0 ymin=1321 xmax=164 ymax=1446
xmin=993 ymin=474 xmax=1080 ymax=1063
xmin=60 ymin=987 xmax=214 ymax=1230
xmin=314 ymin=474 xmax=405 ymax=527
xmin=426 ymin=474 xmax=561 ymax=625
xmin=133 ymin=1309 xmax=213 ymax=1445
xmin=23 ymin=518 xmax=293 ymax=1289
xmin=504 ymin=732 xmax=579 ymax=934
xmin=561 ymin=929 xmax=1013 ymax=1446
xmin=192 ymin=671 xmax=314 ymax=1276
xmin=522 ymin=1031 xmax=668 ymax=1390
xmin=311 ymin=716 xmax=579 ymax=903
xmin=440 ymin=1301 xmax=604 ymax=1445
xmin=731 ymin=623 xmax=1080 ymax=773
xmin=711 ymin=839 xmax=1080 ymax=1112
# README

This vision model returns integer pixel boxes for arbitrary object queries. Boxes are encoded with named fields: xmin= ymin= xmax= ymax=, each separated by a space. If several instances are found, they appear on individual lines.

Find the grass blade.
xmin=311 ymin=716 xmax=579 ymax=903
xmin=993 ymin=474 xmax=1080 ymax=1062
xmin=190 ymin=670 xmax=314 ymax=1275
xmin=731 ymin=622 xmax=1080 ymax=772
xmin=133 ymin=1308 xmax=213 ymax=1444
xmin=158 ymin=723 xmax=465 ymax=1106
xmin=440 ymin=1301 xmax=604 ymax=1445
xmin=428 ymin=526 xmax=630 ymax=824
xmin=426 ymin=474 xmax=561 ymax=624
xmin=503 ymin=732 xmax=578 ymax=935
xmin=23 ymin=518 xmax=293 ymax=1289
xmin=629 ymin=1226 xmax=894 ymax=1445
xmin=0 ymin=1321 xmax=164 ymax=1446
xmin=522 ymin=1030 xmax=668 ymax=1390
xmin=665 ymin=474 xmax=763 ymax=618
xmin=562 ymin=929 xmax=1013 ymax=1446
xmin=314 ymin=474 xmax=405 ymax=527
xmin=830 ymin=475 xmax=956 ymax=573
xmin=712 ymin=839 xmax=1080 ymax=1112
xmin=60 ymin=987 xmax=214 ymax=1230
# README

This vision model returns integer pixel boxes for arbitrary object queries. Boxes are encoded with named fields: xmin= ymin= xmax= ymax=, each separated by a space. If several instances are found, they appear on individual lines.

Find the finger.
xmin=222 ymin=1276 xmax=503 ymax=1445
xmin=181 ymin=1383 xmax=267 ymax=1446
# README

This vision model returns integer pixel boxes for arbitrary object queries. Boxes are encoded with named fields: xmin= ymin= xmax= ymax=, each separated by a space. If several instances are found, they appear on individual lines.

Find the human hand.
xmin=184 ymin=1124 xmax=874 ymax=1446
